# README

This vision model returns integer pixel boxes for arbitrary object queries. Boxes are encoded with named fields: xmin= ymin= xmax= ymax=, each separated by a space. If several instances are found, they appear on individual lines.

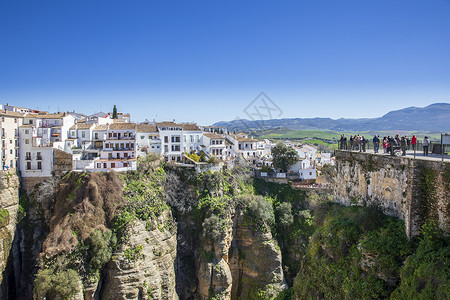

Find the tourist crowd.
xmin=338 ymin=134 xmax=431 ymax=157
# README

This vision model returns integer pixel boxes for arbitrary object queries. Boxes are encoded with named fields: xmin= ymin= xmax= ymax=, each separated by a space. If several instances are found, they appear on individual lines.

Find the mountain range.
xmin=213 ymin=103 xmax=450 ymax=132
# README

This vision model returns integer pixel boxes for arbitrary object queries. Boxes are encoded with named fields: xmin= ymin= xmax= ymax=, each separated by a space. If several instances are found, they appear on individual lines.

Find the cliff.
xmin=334 ymin=151 xmax=450 ymax=237
xmin=0 ymin=170 xmax=19 ymax=297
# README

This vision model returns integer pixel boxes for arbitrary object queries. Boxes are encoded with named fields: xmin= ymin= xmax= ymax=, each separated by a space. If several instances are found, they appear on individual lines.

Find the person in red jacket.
xmin=411 ymin=135 xmax=417 ymax=152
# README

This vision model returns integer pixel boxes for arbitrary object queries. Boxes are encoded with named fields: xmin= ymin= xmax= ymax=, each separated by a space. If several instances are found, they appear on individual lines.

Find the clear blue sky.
xmin=1 ymin=0 xmax=450 ymax=124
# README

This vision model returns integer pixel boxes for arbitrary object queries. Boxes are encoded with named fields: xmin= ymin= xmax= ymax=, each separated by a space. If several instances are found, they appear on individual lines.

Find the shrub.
xmin=34 ymin=268 xmax=80 ymax=299
xmin=202 ymin=214 xmax=228 ymax=241
xmin=0 ymin=208 xmax=9 ymax=227
xmin=87 ymin=229 xmax=116 ymax=271
xmin=392 ymin=220 xmax=450 ymax=299
xmin=275 ymin=202 xmax=294 ymax=229
xmin=246 ymin=195 xmax=274 ymax=226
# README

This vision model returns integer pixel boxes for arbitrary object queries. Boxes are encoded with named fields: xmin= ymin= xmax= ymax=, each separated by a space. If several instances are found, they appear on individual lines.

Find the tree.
xmin=271 ymin=143 xmax=299 ymax=171
xmin=112 ymin=105 xmax=118 ymax=119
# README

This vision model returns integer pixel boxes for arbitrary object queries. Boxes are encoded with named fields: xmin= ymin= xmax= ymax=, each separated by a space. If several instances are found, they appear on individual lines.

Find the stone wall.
xmin=334 ymin=151 xmax=449 ymax=237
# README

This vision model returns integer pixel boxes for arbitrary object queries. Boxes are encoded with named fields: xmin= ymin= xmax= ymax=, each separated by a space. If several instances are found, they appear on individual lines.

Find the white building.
xmin=157 ymin=122 xmax=183 ymax=162
xmin=67 ymin=123 xmax=95 ymax=150
xmin=22 ymin=112 xmax=76 ymax=151
xmin=18 ymin=125 xmax=55 ymax=177
xmin=95 ymin=123 xmax=137 ymax=170
xmin=136 ymin=123 xmax=161 ymax=156
xmin=0 ymin=110 xmax=23 ymax=170
xmin=203 ymin=132 xmax=226 ymax=160
xmin=181 ymin=123 xmax=203 ymax=154
xmin=227 ymin=134 xmax=259 ymax=163
xmin=18 ymin=113 xmax=75 ymax=177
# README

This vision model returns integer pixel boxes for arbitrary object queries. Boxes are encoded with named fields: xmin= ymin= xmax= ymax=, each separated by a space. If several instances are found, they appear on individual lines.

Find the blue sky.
xmin=1 ymin=0 xmax=450 ymax=124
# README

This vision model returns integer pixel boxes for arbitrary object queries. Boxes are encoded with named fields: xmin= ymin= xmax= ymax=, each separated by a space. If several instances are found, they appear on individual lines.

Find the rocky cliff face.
xmin=102 ymin=214 xmax=178 ymax=300
xmin=1 ymin=161 xmax=296 ymax=300
xmin=0 ymin=170 xmax=19 ymax=297
xmin=334 ymin=151 xmax=450 ymax=237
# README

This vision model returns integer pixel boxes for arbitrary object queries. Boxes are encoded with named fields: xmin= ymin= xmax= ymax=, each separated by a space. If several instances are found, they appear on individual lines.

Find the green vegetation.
xmin=0 ymin=208 xmax=9 ymax=227
xmin=271 ymin=143 xmax=300 ymax=171
xmin=292 ymin=203 xmax=449 ymax=300
xmin=112 ymin=156 xmax=170 ymax=242
xmin=112 ymin=104 xmax=118 ymax=119
xmin=34 ymin=268 xmax=80 ymax=299
xmin=123 ymin=244 xmax=145 ymax=262
xmin=392 ymin=220 xmax=450 ymax=299
xmin=87 ymin=229 xmax=117 ymax=271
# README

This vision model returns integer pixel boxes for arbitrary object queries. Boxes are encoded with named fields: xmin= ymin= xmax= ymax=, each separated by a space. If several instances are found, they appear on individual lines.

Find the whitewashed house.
xmin=0 ymin=110 xmax=23 ymax=170
xmin=157 ymin=122 xmax=183 ymax=162
xmin=136 ymin=123 xmax=161 ymax=156
xmin=67 ymin=123 xmax=95 ymax=150
xmin=95 ymin=123 xmax=137 ymax=171
xmin=203 ymin=133 xmax=226 ymax=160
xmin=18 ymin=125 xmax=55 ymax=177
xmin=181 ymin=123 xmax=203 ymax=154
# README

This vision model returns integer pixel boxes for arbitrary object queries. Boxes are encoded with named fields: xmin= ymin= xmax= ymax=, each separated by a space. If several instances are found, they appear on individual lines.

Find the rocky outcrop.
xmin=229 ymin=208 xmax=287 ymax=299
xmin=102 ymin=213 xmax=178 ymax=300
xmin=0 ymin=170 xmax=19 ymax=297
xmin=194 ymin=206 xmax=287 ymax=300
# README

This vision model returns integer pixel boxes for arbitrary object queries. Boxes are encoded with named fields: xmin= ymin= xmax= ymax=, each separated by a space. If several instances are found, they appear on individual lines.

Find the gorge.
xmin=0 ymin=153 xmax=449 ymax=299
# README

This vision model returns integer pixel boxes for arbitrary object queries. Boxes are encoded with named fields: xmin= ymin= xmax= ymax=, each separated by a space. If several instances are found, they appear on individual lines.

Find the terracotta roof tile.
xmin=136 ymin=123 xmax=158 ymax=133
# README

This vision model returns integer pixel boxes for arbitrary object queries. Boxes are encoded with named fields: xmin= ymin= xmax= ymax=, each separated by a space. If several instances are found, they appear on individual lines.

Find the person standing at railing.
xmin=373 ymin=135 xmax=380 ymax=153
xmin=423 ymin=136 xmax=430 ymax=156
xmin=411 ymin=135 xmax=417 ymax=151
xmin=401 ymin=136 xmax=407 ymax=156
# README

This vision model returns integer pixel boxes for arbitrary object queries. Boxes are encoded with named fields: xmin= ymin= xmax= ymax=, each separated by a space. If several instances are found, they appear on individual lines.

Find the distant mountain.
xmin=213 ymin=103 xmax=450 ymax=132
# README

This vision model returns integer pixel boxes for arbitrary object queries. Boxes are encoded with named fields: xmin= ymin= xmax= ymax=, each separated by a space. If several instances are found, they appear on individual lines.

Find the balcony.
xmin=106 ymin=135 xmax=135 ymax=140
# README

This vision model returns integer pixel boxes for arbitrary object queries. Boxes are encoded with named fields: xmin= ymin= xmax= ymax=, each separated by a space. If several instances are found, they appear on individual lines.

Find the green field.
xmin=256 ymin=129 xmax=443 ymax=141
xmin=253 ymin=129 xmax=443 ymax=151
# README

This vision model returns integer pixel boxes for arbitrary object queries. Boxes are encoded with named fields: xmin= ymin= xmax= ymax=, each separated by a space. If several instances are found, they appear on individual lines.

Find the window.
xmin=81 ymin=131 xmax=85 ymax=138
xmin=123 ymin=162 xmax=128 ymax=167
xmin=29 ymin=120 xmax=32 ymax=124
xmin=37 ymin=161 xmax=42 ymax=170
xmin=25 ymin=129 xmax=29 ymax=134
xmin=95 ymin=133 xmax=98 ymax=139
xmin=14 ymin=118 xmax=17 ymax=123
xmin=26 ymin=162 xmax=31 ymax=170
xmin=197 ymin=135 xmax=200 ymax=142
xmin=26 ymin=152 xmax=31 ymax=160
xmin=10 ymin=139 xmax=12 ymax=144
xmin=103 ymin=163 xmax=107 ymax=168
xmin=72 ymin=131 xmax=75 ymax=137
xmin=190 ymin=135 xmax=193 ymax=142
xmin=124 ymin=152 xmax=128 ymax=157
xmin=25 ymin=139 xmax=29 ymax=144
xmin=164 ymin=136 xmax=168 ymax=143
xmin=37 ymin=152 xmax=42 ymax=160
xmin=141 ymin=136 xmax=145 ymax=139
xmin=184 ymin=135 xmax=186 ymax=142
xmin=97 ymin=163 xmax=101 ymax=168
xmin=10 ymin=149 xmax=12 ymax=154
xmin=171 ymin=145 xmax=180 ymax=151
xmin=171 ymin=136 xmax=180 ymax=143
xmin=309 ymin=172 xmax=312 ymax=176
xmin=111 ymin=163 xmax=115 ymax=168
xmin=164 ymin=145 xmax=168 ymax=152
